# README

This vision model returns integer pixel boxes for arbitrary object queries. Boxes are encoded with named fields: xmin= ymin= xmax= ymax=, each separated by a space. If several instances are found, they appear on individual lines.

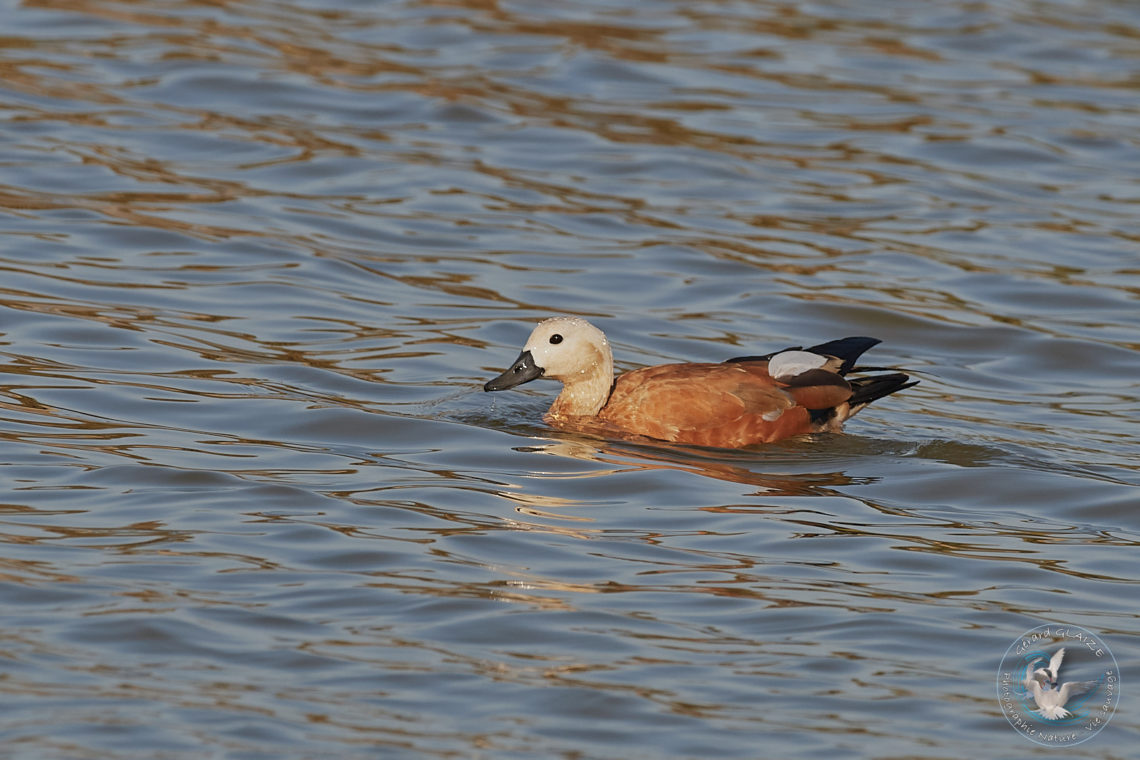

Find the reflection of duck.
xmin=521 ymin=436 xmax=861 ymax=495
xmin=484 ymin=317 xmax=915 ymax=448
xmin=1023 ymin=648 xmax=1097 ymax=720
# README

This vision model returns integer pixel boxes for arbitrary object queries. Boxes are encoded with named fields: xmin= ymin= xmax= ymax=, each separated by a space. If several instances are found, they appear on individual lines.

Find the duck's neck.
xmin=547 ymin=345 xmax=614 ymax=419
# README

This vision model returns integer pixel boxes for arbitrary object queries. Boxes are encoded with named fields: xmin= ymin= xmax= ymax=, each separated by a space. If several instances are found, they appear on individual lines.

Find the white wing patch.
xmin=768 ymin=350 xmax=826 ymax=379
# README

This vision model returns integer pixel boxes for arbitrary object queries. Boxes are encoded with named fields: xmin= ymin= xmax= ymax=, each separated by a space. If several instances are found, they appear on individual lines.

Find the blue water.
xmin=0 ymin=0 xmax=1137 ymax=757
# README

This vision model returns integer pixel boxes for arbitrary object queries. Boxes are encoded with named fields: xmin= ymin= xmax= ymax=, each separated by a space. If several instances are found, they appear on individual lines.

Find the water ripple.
xmin=0 ymin=0 xmax=1138 ymax=757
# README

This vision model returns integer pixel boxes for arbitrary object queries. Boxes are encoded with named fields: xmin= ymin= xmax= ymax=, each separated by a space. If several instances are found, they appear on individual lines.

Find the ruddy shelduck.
xmin=484 ymin=317 xmax=916 ymax=447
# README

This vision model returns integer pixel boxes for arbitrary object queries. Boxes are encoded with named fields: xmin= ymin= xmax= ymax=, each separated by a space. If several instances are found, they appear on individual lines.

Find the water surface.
xmin=1 ymin=0 xmax=1138 ymax=757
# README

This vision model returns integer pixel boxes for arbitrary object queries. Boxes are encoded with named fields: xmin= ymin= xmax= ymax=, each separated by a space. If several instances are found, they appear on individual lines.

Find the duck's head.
xmin=484 ymin=317 xmax=613 ymax=392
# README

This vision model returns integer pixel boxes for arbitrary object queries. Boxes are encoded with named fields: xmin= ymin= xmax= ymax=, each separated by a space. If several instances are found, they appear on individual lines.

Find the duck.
xmin=483 ymin=316 xmax=916 ymax=448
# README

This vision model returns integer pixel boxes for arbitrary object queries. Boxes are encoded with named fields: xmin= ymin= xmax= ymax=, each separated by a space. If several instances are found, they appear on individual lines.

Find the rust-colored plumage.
xmin=484 ymin=317 xmax=915 ymax=448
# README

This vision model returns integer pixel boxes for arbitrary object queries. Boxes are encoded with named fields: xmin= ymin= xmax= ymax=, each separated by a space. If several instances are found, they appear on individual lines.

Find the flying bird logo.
xmin=1022 ymin=648 xmax=1098 ymax=720
xmin=997 ymin=624 xmax=1120 ymax=748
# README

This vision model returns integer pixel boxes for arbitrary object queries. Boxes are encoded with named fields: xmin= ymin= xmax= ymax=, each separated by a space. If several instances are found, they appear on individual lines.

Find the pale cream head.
xmin=522 ymin=317 xmax=612 ymax=382
xmin=518 ymin=317 xmax=616 ymax=418
xmin=484 ymin=317 xmax=616 ymax=417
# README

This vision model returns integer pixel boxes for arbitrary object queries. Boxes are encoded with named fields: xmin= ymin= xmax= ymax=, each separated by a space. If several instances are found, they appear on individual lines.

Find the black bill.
xmin=484 ymin=350 xmax=544 ymax=391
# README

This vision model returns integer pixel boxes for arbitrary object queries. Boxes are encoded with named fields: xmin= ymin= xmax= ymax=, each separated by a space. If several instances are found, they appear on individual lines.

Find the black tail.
xmin=847 ymin=373 xmax=918 ymax=412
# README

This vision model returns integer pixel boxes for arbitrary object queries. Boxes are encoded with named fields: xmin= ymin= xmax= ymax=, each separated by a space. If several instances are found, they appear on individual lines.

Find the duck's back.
xmin=598 ymin=361 xmax=821 ymax=447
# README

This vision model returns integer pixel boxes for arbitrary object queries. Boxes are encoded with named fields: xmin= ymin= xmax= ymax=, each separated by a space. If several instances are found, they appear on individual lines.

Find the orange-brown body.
xmin=565 ymin=361 xmax=847 ymax=447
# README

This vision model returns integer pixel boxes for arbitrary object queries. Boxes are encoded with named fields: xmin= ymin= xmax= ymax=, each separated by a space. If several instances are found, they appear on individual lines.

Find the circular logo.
xmin=996 ymin=623 xmax=1120 ymax=747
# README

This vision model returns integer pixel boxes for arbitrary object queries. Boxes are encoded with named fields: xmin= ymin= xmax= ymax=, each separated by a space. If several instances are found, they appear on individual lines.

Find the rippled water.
xmin=1 ymin=0 xmax=1138 ymax=757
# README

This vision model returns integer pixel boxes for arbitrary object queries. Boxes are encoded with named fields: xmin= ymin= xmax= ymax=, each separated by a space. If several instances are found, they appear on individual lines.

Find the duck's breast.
xmin=598 ymin=362 xmax=817 ymax=447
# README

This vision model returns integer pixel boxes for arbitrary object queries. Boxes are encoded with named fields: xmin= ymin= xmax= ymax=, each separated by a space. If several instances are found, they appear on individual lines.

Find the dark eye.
xmin=549 ymin=334 xmax=563 ymax=345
